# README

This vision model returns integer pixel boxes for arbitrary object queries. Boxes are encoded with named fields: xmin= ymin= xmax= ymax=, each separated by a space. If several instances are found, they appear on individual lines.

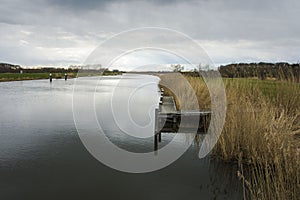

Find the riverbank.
xmin=0 ymin=71 xmax=122 ymax=82
xmin=159 ymin=73 xmax=300 ymax=200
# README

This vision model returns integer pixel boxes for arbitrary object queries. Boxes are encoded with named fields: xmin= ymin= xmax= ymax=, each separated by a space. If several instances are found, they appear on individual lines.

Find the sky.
xmin=0 ymin=0 xmax=300 ymax=69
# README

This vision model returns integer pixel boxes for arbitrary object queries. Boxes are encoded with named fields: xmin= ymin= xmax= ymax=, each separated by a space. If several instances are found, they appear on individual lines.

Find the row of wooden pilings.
xmin=49 ymin=73 xmax=68 ymax=82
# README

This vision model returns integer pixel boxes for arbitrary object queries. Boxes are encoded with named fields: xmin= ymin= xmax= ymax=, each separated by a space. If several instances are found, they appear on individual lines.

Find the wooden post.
xmin=154 ymin=108 xmax=158 ymax=151
xmin=159 ymin=96 xmax=163 ymax=105
xmin=49 ymin=73 xmax=52 ymax=83
xmin=64 ymin=73 xmax=67 ymax=81
xmin=158 ymin=132 xmax=161 ymax=142
xmin=172 ymin=115 xmax=177 ymax=131
xmin=154 ymin=133 xmax=158 ymax=151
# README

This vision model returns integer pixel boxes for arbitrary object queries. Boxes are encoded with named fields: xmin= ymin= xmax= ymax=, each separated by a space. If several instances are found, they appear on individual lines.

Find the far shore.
xmin=0 ymin=72 xmax=76 ymax=82
xmin=0 ymin=71 xmax=122 ymax=82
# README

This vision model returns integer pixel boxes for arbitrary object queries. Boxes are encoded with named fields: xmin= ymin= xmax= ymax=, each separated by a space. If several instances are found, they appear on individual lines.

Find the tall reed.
xmin=159 ymin=74 xmax=300 ymax=199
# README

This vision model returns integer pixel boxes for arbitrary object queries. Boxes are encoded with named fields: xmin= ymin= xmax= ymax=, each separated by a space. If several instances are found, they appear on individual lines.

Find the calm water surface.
xmin=0 ymin=74 xmax=242 ymax=200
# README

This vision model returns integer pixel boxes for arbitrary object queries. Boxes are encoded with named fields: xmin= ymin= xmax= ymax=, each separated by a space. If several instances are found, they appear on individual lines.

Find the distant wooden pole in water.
xmin=64 ymin=73 xmax=67 ymax=81
xmin=49 ymin=73 xmax=52 ymax=83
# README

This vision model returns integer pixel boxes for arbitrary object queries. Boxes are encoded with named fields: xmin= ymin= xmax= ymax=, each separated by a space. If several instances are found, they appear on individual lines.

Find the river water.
xmin=0 ymin=74 xmax=242 ymax=200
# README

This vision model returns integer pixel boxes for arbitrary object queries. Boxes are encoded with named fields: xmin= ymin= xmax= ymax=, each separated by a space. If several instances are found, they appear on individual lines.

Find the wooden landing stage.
xmin=154 ymin=89 xmax=211 ymax=151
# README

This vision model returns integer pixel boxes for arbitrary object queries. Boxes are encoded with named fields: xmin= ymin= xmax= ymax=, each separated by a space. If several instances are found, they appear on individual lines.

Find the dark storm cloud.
xmin=0 ymin=0 xmax=299 ymax=66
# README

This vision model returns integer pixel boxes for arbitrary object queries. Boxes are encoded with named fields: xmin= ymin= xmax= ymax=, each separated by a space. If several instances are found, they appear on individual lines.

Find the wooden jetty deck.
xmin=154 ymin=88 xmax=211 ymax=151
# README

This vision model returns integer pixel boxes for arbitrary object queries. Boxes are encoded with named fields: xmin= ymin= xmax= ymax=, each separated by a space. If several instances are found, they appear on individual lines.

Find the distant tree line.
xmin=0 ymin=63 xmax=22 ymax=73
xmin=0 ymin=63 xmax=79 ymax=73
xmin=0 ymin=63 xmax=123 ymax=75
xmin=219 ymin=62 xmax=300 ymax=82
xmin=22 ymin=67 xmax=79 ymax=73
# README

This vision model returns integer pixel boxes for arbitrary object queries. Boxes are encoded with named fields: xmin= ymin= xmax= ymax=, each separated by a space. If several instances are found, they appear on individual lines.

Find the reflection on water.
xmin=0 ymin=75 xmax=242 ymax=200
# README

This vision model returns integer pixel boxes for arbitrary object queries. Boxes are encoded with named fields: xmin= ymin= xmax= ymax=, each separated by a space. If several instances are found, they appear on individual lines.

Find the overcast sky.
xmin=1 ymin=0 xmax=300 ymax=68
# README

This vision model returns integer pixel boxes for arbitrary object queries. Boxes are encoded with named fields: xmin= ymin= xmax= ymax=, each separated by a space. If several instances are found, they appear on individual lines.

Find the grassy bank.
xmin=159 ymin=74 xmax=300 ymax=199
xmin=0 ymin=72 xmax=77 ymax=82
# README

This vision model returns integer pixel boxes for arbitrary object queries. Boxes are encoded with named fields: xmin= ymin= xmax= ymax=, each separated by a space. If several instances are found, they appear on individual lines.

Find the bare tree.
xmin=171 ymin=64 xmax=184 ymax=72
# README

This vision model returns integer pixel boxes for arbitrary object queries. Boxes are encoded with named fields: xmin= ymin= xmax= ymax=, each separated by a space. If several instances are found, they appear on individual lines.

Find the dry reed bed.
xmin=159 ymin=73 xmax=300 ymax=200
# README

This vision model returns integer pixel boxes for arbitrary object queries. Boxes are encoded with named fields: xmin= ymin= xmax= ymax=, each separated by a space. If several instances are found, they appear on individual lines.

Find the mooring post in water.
xmin=157 ymin=111 xmax=161 ymax=143
xmin=173 ymin=116 xmax=177 ymax=130
xmin=154 ymin=108 xmax=159 ymax=152
xmin=154 ymin=133 xmax=158 ymax=152
xmin=64 ymin=73 xmax=67 ymax=81
xmin=158 ymin=131 xmax=161 ymax=142
xmin=49 ymin=73 xmax=52 ymax=83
